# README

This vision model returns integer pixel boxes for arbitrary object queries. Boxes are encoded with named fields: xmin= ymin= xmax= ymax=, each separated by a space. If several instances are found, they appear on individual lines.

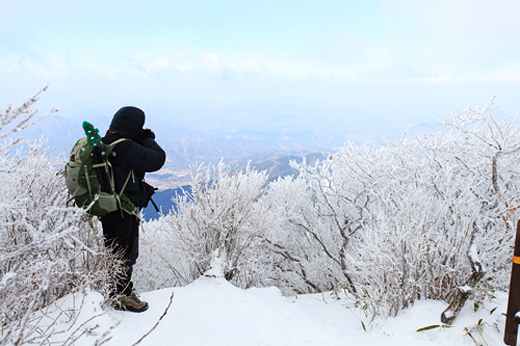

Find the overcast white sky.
xmin=1 ymin=0 xmax=519 ymax=123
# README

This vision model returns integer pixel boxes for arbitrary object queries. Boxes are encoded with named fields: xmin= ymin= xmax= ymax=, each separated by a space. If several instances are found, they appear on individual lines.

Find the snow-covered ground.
xmin=31 ymin=277 xmax=508 ymax=346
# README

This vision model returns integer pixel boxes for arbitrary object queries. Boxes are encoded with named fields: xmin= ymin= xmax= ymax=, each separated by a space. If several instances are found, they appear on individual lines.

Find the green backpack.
xmin=64 ymin=122 xmax=137 ymax=217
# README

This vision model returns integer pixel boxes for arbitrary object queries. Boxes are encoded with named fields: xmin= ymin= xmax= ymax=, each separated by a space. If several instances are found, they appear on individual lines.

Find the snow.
xmin=203 ymin=249 xmax=226 ymax=278
xmin=458 ymin=285 xmax=473 ymax=294
xmin=30 ymin=277 xmax=508 ymax=346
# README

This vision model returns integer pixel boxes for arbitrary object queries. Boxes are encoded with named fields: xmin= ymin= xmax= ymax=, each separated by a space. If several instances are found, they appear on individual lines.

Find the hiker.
xmin=101 ymin=106 xmax=166 ymax=312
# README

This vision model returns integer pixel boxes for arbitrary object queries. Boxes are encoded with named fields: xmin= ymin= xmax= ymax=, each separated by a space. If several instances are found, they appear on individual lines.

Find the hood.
xmin=108 ymin=106 xmax=145 ymax=141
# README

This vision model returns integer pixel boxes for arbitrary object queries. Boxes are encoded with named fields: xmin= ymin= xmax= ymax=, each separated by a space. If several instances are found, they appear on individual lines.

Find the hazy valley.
xmin=23 ymin=103 xmax=447 ymax=192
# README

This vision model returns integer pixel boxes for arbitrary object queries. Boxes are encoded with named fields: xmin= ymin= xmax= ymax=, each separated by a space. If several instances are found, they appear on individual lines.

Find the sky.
xmin=1 ymin=0 xmax=520 ymax=125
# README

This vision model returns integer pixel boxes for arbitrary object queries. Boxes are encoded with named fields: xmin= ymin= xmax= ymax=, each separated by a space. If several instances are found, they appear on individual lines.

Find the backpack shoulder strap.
xmin=105 ymin=138 xmax=129 ymax=156
xmin=103 ymin=138 xmax=140 ymax=221
xmin=104 ymin=137 xmax=134 ymax=196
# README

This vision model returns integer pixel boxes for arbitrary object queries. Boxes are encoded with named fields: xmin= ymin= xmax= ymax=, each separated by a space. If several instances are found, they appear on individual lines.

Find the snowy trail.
xmin=36 ymin=277 xmax=508 ymax=346
xmin=110 ymin=277 xmax=359 ymax=346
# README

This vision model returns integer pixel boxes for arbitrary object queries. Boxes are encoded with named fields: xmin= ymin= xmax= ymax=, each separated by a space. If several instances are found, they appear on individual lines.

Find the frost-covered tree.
xmin=265 ymin=99 xmax=519 ymax=318
xmin=146 ymin=161 xmax=269 ymax=288
xmin=132 ymin=218 xmax=185 ymax=290
xmin=135 ymin=99 xmax=518 ymax=322
xmin=0 ymin=87 xmax=117 ymax=346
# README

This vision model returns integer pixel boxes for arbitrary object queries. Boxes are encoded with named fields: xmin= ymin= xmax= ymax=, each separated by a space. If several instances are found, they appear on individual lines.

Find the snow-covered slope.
xmin=31 ymin=277 xmax=507 ymax=346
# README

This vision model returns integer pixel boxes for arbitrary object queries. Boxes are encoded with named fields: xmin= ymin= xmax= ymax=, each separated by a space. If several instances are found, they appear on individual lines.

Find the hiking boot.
xmin=114 ymin=292 xmax=149 ymax=313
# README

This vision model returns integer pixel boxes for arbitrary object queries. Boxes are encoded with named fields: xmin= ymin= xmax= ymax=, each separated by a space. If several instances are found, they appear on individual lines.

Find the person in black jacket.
xmin=101 ymin=106 xmax=166 ymax=313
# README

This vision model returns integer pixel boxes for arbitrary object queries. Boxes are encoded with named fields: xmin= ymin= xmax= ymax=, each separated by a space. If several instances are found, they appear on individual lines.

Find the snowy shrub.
xmin=139 ymin=161 xmax=270 ymax=289
xmin=273 ymin=100 xmax=519 ymax=318
xmin=259 ymin=174 xmax=349 ymax=294
xmin=136 ymin=99 xmax=517 ymax=321
xmin=133 ymin=218 xmax=185 ymax=291
xmin=0 ymin=87 xmax=118 ymax=345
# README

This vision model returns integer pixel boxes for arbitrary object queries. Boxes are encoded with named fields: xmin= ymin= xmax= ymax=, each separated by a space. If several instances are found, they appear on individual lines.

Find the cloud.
xmin=140 ymin=53 xmax=230 ymax=80
xmin=146 ymin=58 xmax=173 ymax=73
xmin=201 ymin=53 xmax=225 ymax=74
xmin=2 ymin=0 xmax=520 ymax=118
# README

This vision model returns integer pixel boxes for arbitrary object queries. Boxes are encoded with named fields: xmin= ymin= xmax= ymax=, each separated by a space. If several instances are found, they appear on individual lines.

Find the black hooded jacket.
xmin=102 ymin=106 xmax=166 ymax=208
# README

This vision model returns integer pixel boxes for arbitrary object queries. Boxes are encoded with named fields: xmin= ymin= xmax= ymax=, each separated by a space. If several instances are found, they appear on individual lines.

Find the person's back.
xmin=100 ymin=106 xmax=166 ymax=312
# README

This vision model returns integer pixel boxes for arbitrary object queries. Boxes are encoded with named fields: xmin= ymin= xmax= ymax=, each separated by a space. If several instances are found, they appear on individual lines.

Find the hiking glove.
xmin=140 ymin=129 xmax=155 ymax=140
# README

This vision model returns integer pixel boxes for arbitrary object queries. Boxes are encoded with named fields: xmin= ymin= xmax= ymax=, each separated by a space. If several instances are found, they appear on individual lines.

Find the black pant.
xmin=101 ymin=211 xmax=139 ymax=296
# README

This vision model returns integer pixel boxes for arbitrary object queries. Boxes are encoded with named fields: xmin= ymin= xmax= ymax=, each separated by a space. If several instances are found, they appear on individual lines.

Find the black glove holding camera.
xmin=140 ymin=128 xmax=155 ymax=140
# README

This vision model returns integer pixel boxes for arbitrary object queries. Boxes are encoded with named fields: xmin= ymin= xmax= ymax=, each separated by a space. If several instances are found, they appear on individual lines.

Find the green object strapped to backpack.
xmin=65 ymin=121 xmax=138 ymax=218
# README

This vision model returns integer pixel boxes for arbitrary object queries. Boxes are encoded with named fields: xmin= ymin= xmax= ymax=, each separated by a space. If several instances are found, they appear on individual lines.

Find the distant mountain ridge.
xmin=20 ymin=108 xmax=445 ymax=190
xmin=229 ymin=150 xmax=329 ymax=182
xmin=145 ymin=148 xmax=330 ymax=189
xmin=143 ymin=150 xmax=328 ymax=220
xmin=23 ymin=114 xmax=336 ymax=188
